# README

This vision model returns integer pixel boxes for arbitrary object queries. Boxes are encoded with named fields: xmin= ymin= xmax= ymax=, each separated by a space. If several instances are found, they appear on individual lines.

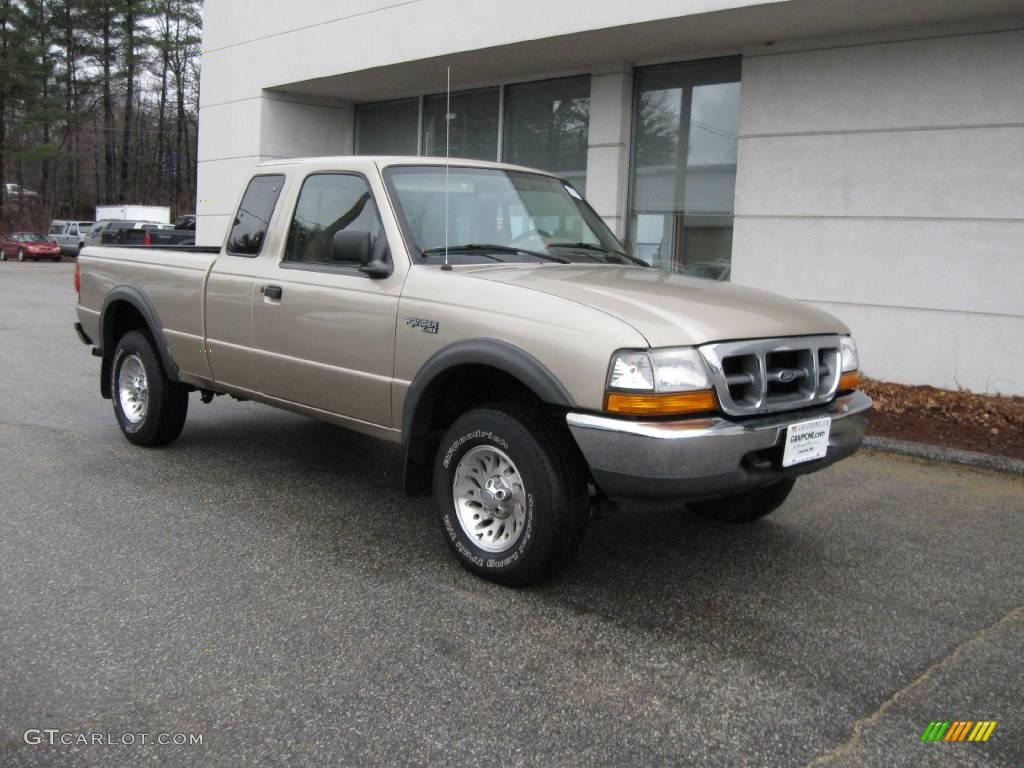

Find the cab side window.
xmin=284 ymin=174 xmax=382 ymax=267
xmin=226 ymin=174 xmax=284 ymax=257
xmin=49 ymin=223 xmax=65 ymax=235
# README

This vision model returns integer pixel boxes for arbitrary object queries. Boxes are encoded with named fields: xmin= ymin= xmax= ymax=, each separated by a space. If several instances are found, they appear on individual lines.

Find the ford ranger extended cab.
xmin=74 ymin=156 xmax=871 ymax=585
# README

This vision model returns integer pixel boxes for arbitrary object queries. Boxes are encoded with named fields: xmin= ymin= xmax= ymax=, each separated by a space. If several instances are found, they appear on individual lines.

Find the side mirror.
xmin=331 ymin=230 xmax=372 ymax=264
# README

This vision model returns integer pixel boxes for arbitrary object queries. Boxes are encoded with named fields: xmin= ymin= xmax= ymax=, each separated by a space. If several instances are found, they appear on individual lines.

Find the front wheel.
xmin=111 ymin=330 xmax=189 ymax=446
xmin=433 ymin=403 xmax=588 ymax=586
xmin=17 ymin=249 xmax=24 ymax=262
xmin=0 ymin=251 xmax=6 ymax=261
xmin=688 ymin=478 xmax=796 ymax=523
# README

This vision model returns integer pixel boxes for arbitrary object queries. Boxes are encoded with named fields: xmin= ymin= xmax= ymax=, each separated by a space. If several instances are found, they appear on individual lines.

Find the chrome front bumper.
xmin=566 ymin=390 xmax=872 ymax=501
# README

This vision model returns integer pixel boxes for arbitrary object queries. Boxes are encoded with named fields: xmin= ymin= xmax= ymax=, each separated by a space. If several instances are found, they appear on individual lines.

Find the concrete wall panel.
xmin=735 ymin=127 xmax=1024 ymax=220
xmin=732 ymin=217 xmax=1024 ymax=317
xmin=741 ymin=30 xmax=1024 ymax=135
xmin=805 ymin=300 xmax=1024 ymax=395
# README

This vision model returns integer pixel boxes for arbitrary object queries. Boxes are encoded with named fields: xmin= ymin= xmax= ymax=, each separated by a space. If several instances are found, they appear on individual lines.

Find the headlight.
xmin=840 ymin=336 xmax=859 ymax=373
xmin=606 ymin=348 xmax=716 ymax=416
xmin=608 ymin=352 xmax=655 ymax=391
xmin=838 ymin=336 xmax=861 ymax=391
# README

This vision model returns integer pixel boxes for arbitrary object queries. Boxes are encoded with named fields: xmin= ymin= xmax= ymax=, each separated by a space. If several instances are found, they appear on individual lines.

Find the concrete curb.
xmin=863 ymin=436 xmax=1024 ymax=477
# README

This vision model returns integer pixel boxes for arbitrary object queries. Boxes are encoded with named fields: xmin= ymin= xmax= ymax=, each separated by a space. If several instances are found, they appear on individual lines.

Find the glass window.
xmin=422 ymin=87 xmax=499 ymax=161
xmin=629 ymin=57 xmax=741 ymax=279
xmin=502 ymin=76 xmax=590 ymax=193
xmin=385 ymin=165 xmax=628 ymax=266
xmin=48 ymin=223 xmax=65 ymax=235
xmin=226 ymin=174 xmax=284 ymax=256
xmin=354 ymin=98 xmax=419 ymax=155
xmin=285 ymin=174 xmax=382 ymax=267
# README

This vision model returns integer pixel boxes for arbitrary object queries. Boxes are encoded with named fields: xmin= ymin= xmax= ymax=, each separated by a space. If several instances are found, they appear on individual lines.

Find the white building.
xmin=198 ymin=0 xmax=1024 ymax=395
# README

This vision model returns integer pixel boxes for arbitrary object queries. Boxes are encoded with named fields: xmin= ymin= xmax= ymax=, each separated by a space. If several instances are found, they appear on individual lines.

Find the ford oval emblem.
xmin=779 ymin=369 xmax=796 ymax=383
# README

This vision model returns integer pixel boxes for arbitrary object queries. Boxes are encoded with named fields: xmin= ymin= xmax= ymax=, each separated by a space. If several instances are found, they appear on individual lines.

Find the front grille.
xmin=699 ymin=335 xmax=842 ymax=416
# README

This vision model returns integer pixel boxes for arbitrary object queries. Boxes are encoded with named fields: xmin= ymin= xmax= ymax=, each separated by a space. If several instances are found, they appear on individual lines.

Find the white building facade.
xmin=198 ymin=0 xmax=1024 ymax=394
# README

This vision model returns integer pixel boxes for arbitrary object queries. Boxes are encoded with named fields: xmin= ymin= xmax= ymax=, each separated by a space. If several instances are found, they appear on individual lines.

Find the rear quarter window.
xmin=227 ymin=174 xmax=285 ymax=257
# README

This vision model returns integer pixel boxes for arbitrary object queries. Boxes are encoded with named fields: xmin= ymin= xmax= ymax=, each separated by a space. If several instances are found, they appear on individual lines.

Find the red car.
xmin=0 ymin=232 xmax=62 ymax=262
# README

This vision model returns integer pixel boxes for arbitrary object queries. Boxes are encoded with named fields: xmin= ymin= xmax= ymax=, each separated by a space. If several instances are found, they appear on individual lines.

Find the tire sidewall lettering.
xmin=442 ymin=429 xmax=510 ymax=469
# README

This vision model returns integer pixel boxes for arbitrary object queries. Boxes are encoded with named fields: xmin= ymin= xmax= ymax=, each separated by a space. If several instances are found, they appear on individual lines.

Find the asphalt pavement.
xmin=1 ymin=261 xmax=1022 ymax=767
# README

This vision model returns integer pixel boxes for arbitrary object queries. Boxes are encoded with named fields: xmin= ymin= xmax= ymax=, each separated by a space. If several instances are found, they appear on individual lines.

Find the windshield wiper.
xmin=421 ymin=244 xmax=569 ymax=264
xmin=548 ymin=242 xmax=650 ymax=267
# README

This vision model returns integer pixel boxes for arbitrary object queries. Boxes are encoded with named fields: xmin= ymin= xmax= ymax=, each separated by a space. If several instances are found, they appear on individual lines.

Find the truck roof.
xmin=254 ymin=155 xmax=559 ymax=178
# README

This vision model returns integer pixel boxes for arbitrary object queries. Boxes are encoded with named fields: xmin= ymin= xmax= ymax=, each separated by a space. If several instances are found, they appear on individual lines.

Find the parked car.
xmin=74 ymin=156 xmax=870 ymax=586
xmin=48 ymin=220 xmax=95 ymax=257
xmin=2 ymin=182 xmax=39 ymax=201
xmin=84 ymin=220 xmax=167 ymax=249
xmin=0 ymin=232 xmax=61 ymax=261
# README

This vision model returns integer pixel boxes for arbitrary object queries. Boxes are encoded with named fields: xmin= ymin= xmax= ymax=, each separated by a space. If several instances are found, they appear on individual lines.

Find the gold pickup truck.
xmin=74 ymin=156 xmax=871 ymax=585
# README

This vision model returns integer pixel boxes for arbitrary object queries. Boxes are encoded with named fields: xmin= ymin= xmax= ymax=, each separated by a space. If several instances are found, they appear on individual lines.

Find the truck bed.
xmin=77 ymin=245 xmax=222 ymax=387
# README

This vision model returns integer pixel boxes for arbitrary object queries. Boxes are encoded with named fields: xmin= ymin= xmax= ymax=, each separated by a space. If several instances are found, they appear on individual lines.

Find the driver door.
xmin=249 ymin=171 xmax=400 ymax=429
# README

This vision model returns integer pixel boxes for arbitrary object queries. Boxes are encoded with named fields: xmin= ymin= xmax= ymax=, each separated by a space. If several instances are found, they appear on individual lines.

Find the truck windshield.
xmin=384 ymin=166 xmax=644 ymax=266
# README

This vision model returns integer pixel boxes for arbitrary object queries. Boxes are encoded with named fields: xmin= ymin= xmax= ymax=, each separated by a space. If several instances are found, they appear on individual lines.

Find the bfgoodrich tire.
xmin=688 ymin=478 xmax=796 ymax=523
xmin=433 ymin=403 xmax=588 ymax=586
xmin=110 ymin=330 xmax=189 ymax=447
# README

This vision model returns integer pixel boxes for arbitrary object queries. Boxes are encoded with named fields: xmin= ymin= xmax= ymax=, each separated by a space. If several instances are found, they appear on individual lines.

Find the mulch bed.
xmin=860 ymin=378 xmax=1024 ymax=461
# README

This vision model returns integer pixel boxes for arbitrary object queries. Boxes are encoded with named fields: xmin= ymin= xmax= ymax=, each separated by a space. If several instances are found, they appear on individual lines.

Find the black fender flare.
xmin=99 ymin=286 xmax=181 ymax=398
xmin=401 ymin=337 xmax=575 ymax=494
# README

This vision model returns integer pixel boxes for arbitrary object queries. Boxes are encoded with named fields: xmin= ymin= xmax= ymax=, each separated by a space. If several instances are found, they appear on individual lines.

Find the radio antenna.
xmin=441 ymin=65 xmax=453 ymax=271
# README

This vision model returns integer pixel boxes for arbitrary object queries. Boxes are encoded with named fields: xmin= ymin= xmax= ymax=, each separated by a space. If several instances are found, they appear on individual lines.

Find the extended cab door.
xmin=204 ymin=174 xmax=287 ymax=394
xmin=247 ymin=169 xmax=402 ymax=429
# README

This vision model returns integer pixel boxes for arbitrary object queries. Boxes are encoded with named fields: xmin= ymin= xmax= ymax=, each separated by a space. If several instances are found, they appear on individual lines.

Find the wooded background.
xmin=0 ymin=0 xmax=202 ymax=230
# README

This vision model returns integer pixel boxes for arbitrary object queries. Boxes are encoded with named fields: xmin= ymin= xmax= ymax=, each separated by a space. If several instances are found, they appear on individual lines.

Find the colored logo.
xmin=921 ymin=721 xmax=997 ymax=742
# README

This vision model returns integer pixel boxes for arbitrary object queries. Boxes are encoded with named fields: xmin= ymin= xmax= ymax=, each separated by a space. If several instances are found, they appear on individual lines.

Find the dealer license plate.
xmin=782 ymin=417 xmax=831 ymax=467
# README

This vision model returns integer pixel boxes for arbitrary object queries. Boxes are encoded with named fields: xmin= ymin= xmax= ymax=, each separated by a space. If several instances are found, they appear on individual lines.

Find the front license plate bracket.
xmin=782 ymin=417 xmax=832 ymax=468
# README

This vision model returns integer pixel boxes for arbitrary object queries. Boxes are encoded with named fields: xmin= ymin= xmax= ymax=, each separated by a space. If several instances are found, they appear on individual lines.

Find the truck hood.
xmin=459 ymin=265 xmax=848 ymax=347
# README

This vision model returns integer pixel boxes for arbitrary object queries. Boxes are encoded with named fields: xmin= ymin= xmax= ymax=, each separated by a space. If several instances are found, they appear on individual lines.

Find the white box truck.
xmin=95 ymin=205 xmax=170 ymax=224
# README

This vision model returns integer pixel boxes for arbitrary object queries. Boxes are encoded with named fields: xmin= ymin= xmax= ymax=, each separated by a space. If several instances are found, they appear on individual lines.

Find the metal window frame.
xmin=624 ymin=55 xmax=742 ymax=267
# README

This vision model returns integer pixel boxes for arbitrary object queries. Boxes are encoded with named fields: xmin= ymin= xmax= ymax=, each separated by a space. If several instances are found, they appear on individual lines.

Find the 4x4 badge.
xmin=404 ymin=317 xmax=439 ymax=334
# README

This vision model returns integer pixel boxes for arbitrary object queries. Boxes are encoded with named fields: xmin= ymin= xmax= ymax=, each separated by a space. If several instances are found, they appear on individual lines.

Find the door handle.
xmin=262 ymin=285 xmax=283 ymax=300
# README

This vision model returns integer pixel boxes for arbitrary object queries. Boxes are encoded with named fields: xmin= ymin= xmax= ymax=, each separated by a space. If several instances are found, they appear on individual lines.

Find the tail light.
xmin=143 ymin=230 xmax=153 ymax=246
xmin=74 ymin=262 xmax=80 ymax=296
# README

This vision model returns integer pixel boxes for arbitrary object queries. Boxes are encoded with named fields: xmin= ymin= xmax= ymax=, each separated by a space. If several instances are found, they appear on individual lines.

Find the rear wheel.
xmin=433 ymin=403 xmax=588 ymax=586
xmin=17 ymin=249 xmax=24 ymax=262
xmin=110 ymin=330 xmax=189 ymax=446
xmin=0 ymin=251 xmax=6 ymax=261
xmin=688 ymin=478 xmax=796 ymax=523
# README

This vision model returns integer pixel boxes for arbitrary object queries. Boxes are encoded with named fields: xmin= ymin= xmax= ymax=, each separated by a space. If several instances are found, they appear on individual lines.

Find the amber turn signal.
xmin=605 ymin=389 xmax=717 ymax=416
xmin=838 ymin=370 xmax=861 ymax=392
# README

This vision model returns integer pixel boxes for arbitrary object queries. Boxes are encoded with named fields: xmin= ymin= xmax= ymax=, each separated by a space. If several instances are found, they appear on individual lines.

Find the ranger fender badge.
xmin=404 ymin=317 xmax=439 ymax=334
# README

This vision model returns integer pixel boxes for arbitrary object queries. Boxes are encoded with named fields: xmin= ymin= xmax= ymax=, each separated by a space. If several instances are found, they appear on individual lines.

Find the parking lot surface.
xmin=1 ymin=262 xmax=1021 ymax=767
